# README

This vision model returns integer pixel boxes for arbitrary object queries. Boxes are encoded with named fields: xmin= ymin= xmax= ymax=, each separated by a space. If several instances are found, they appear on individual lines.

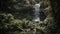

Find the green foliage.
xmin=0 ymin=0 xmax=58 ymax=34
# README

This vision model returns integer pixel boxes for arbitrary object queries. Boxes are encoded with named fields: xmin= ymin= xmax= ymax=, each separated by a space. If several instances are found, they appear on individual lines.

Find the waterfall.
xmin=32 ymin=3 xmax=41 ymax=22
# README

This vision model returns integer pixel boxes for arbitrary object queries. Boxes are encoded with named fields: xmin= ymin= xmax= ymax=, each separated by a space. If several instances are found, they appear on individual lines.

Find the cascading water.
xmin=32 ymin=3 xmax=41 ymax=22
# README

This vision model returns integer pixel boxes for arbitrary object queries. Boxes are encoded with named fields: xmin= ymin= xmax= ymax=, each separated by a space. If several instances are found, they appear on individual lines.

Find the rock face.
xmin=32 ymin=3 xmax=41 ymax=22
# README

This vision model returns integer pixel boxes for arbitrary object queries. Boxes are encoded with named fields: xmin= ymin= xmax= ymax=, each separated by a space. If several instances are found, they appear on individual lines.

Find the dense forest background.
xmin=0 ymin=0 xmax=60 ymax=34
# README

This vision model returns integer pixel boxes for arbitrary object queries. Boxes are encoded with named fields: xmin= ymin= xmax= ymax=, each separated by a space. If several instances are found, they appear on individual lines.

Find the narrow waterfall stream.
xmin=32 ymin=3 xmax=41 ymax=22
